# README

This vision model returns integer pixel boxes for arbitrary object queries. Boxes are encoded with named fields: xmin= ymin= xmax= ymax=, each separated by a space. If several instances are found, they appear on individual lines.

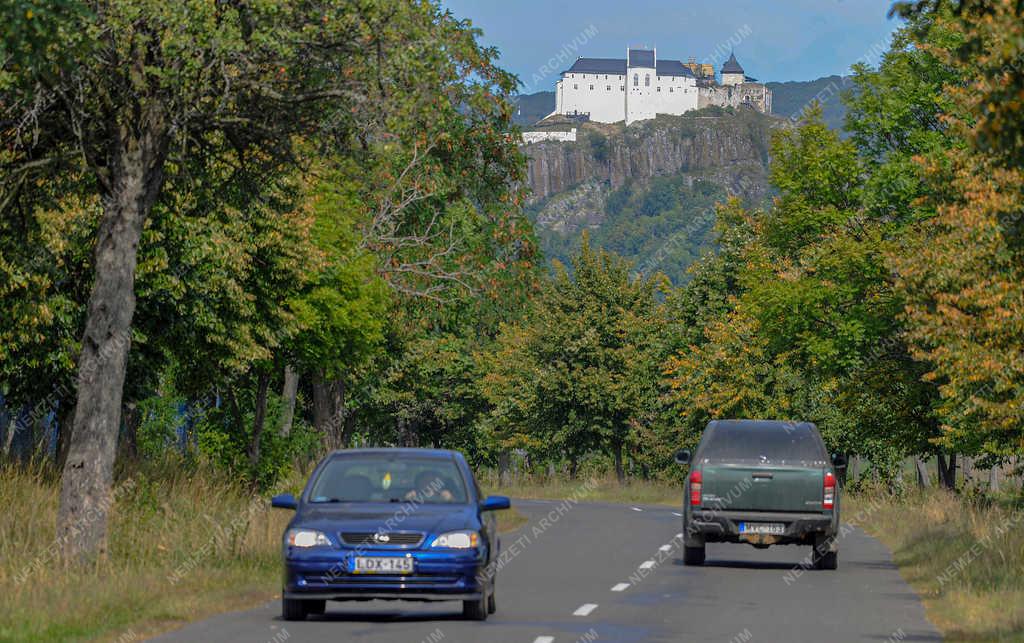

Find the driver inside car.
xmin=404 ymin=471 xmax=455 ymax=502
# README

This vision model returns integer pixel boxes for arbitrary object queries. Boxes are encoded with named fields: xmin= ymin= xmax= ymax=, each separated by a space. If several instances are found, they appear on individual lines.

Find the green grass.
xmin=846 ymin=489 xmax=1024 ymax=642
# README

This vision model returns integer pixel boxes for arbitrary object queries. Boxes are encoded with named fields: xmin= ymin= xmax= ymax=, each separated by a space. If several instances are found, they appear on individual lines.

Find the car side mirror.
xmin=831 ymin=453 xmax=848 ymax=467
xmin=674 ymin=449 xmax=691 ymax=465
xmin=271 ymin=493 xmax=298 ymax=510
xmin=481 ymin=495 xmax=511 ymax=511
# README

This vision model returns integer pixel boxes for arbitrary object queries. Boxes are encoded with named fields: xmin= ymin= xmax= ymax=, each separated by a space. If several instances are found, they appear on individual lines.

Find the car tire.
xmin=487 ymin=583 xmax=497 ymax=614
xmin=683 ymin=544 xmax=706 ymax=566
xmin=306 ymin=600 xmax=326 ymax=616
xmin=282 ymin=597 xmax=308 ymax=621
xmin=463 ymin=591 xmax=489 ymax=621
xmin=813 ymin=535 xmax=839 ymax=570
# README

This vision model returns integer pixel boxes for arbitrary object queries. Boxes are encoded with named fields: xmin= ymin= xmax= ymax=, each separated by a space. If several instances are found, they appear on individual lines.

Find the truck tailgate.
xmin=700 ymin=464 xmax=824 ymax=512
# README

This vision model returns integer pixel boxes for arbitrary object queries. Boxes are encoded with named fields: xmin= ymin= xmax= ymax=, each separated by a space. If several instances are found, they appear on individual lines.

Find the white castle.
xmin=553 ymin=48 xmax=771 ymax=126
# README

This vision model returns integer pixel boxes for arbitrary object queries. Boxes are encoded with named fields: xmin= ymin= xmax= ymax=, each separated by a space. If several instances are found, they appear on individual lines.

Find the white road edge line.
xmin=639 ymin=560 xmax=656 ymax=569
xmin=574 ymin=603 xmax=599 ymax=616
xmin=611 ymin=582 xmax=630 ymax=592
xmin=533 ymin=637 xmax=555 ymax=643
xmin=672 ymin=511 xmax=682 ymax=516
xmin=659 ymin=545 xmax=672 ymax=552
xmin=631 ymin=507 xmax=643 ymax=512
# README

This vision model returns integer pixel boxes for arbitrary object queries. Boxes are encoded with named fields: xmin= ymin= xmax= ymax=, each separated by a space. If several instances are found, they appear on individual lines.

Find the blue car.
xmin=271 ymin=448 xmax=511 ymax=621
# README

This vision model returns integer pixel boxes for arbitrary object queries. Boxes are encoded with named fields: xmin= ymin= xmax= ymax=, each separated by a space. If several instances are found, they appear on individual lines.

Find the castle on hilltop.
xmin=552 ymin=48 xmax=771 ymax=125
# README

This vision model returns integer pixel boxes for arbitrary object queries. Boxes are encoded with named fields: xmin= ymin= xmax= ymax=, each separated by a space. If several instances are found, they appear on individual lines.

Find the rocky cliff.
xmin=524 ymin=111 xmax=778 ymax=203
xmin=521 ymin=109 xmax=784 ymax=282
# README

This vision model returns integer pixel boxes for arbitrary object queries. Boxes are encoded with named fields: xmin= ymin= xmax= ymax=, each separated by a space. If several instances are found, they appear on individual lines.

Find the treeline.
xmin=2 ymin=0 xmax=1023 ymax=564
xmin=482 ymin=3 xmax=1024 ymax=487
xmin=1 ymin=0 xmax=537 ymax=561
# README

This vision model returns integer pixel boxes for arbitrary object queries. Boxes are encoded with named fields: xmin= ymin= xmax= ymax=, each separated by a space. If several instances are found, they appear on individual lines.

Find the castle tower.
xmin=721 ymin=51 xmax=745 ymax=86
xmin=625 ymin=47 xmax=657 ymax=125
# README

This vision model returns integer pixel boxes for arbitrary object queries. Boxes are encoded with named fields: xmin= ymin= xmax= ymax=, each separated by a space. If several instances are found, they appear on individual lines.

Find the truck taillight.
xmin=690 ymin=470 xmax=702 ymax=506
xmin=823 ymin=471 xmax=836 ymax=510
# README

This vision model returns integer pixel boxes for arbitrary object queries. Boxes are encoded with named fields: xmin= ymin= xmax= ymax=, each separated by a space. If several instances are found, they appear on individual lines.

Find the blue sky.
xmin=443 ymin=0 xmax=903 ymax=92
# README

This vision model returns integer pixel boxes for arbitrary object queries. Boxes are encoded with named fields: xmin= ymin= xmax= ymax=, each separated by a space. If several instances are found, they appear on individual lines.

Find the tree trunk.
xmin=57 ymin=119 xmax=167 ymax=563
xmin=0 ymin=393 xmax=8 ymax=459
xmin=915 ymin=457 xmax=931 ymax=488
xmin=989 ymin=466 xmax=1000 ymax=493
xmin=498 ymin=452 xmax=511 ymax=486
xmin=937 ymin=453 xmax=957 ymax=490
xmin=330 ymin=379 xmax=345 ymax=448
xmin=278 ymin=365 xmax=299 ymax=437
xmin=311 ymin=373 xmax=347 ymax=450
xmin=56 ymin=399 xmax=78 ymax=469
xmin=248 ymin=371 xmax=271 ymax=470
xmin=613 ymin=442 xmax=625 ymax=483
xmin=311 ymin=371 xmax=330 ymax=438
xmin=962 ymin=456 xmax=974 ymax=488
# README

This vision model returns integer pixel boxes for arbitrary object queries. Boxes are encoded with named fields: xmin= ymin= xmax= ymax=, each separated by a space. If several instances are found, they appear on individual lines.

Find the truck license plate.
xmin=739 ymin=522 xmax=785 ymax=535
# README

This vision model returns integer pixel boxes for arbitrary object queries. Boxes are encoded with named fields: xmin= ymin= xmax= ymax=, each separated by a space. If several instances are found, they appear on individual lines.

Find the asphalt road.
xmin=155 ymin=499 xmax=941 ymax=643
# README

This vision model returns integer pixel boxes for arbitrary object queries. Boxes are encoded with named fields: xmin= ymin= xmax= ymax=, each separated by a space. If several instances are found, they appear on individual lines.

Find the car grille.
xmin=340 ymin=531 xmax=425 ymax=547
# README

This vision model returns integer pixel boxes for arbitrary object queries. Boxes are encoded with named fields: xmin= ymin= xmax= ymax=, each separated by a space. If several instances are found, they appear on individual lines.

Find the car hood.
xmin=295 ymin=503 xmax=477 ymax=536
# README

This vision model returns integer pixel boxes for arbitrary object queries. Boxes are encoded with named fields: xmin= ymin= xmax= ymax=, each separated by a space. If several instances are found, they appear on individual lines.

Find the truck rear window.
xmin=700 ymin=422 xmax=826 ymax=464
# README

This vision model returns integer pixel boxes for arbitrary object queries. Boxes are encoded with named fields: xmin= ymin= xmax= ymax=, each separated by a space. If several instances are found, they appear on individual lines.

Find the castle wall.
xmin=699 ymin=82 xmax=772 ymax=113
xmin=556 ymin=72 xmax=626 ymax=123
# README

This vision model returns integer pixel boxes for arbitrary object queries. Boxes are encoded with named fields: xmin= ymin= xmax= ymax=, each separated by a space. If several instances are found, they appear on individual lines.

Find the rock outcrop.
xmin=523 ymin=111 xmax=781 ymax=208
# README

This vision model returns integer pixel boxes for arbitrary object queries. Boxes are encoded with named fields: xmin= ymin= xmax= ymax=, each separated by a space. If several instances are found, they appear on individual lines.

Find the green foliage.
xmin=538 ymin=175 xmax=726 ymax=284
xmin=660 ymin=12 xmax=1014 ymax=471
xmin=480 ymin=237 xmax=670 ymax=475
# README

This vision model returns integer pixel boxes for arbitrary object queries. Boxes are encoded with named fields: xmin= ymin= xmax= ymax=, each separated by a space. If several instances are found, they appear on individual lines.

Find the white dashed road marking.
xmin=659 ymin=544 xmax=672 ymax=552
xmin=639 ymin=560 xmax=656 ymax=569
xmin=574 ymin=603 xmax=599 ymax=616
xmin=533 ymin=637 xmax=555 ymax=643
xmin=611 ymin=583 xmax=630 ymax=592
xmin=672 ymin=511 xmax=682 ymax=516
xmin=631 ymin=507 xmax=643 ymax=512
xmin=676 ymin=532 xmax=684 ymax=538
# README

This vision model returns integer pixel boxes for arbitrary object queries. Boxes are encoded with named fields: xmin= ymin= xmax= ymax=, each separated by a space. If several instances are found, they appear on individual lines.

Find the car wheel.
xmin=819 ymin=550 xmax=838 ymax=570
xmin=306 ymin=600 xmax=326 ymax=616
xmin=813 ymin=535 xmax=838 ymax=570
xmin=683 ymin=544 xmax=705 ymax=566
xmin=487 ymin=583 xmax=497 ymax=614
xmin=463 ymin=591 xmax=489 ymax=621
xmin=282 ymin=597 xmax=308 ymax=621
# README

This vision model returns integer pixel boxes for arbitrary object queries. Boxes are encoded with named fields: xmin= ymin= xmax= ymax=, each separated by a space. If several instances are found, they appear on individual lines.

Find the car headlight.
xmin=431 ymin=530 xmax=479 ymax=549
xmin=286 ymin=528 xmax=331 ymax=548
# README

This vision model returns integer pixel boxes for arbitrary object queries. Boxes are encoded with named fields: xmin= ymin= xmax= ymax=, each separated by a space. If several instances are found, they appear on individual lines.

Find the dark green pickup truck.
xmin=675 ymin=419 xmax=844 ymax=570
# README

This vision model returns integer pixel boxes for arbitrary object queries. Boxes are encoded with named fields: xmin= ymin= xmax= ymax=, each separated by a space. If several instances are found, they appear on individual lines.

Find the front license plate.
xmin=739 ymin=522 xmax=785 ymax=535
xmin=352 ymin=556 xmax=414 ymax=574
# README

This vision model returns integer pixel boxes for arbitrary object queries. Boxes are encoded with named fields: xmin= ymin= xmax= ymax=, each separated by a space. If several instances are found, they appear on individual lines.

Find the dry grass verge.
xmin=847 ymin=489 xmax=1024 ymax=642
xmin=482 ymin=472 xmax=680 ymax=506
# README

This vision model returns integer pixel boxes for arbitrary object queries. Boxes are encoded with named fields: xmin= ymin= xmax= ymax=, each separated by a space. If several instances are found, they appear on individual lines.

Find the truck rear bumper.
xmin=686 ymin=509 xmax=835 ymax=546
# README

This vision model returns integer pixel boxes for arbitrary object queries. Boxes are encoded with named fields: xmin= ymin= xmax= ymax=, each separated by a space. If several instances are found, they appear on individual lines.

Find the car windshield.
xmin=699 ymin=423 xmax=826 ymax=464
xmin=307 ymin=455 xmax=469 ymax=504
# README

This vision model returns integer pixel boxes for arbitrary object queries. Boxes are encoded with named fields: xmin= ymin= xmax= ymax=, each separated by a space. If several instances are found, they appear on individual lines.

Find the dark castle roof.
xmin=564 ymin=57 xmax=626 ymax=74
xmin=628 ymin=48 xmax=655 ymax=68
xmin=564 ymin=51 xmax=695 ymax=78
xmin=655 ymin=59 xmax=696 ymax=77
xmin=721 ymin=51 xmax=744 ymax=74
